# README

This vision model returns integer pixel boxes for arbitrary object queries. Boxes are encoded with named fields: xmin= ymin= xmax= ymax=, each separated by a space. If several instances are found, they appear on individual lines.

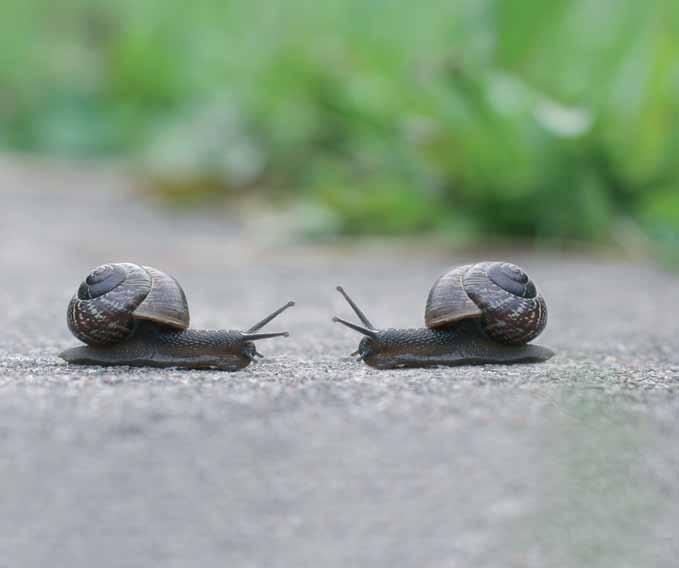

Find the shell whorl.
xmin=67 ymin=263 xmax=189 ymax=346
xmin=425 ymin=262 xmax=547 ymax=345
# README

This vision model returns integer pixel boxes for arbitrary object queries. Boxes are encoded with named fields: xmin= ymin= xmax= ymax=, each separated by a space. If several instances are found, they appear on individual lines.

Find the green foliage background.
xmin=2 ymin=0 xmax=679 ymax=253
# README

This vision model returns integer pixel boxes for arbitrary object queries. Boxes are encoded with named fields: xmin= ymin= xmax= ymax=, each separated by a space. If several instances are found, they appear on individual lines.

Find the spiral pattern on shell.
xmin=67 ymin=263 xmax=189 ymax=346
xmin=425 ymin=261 xmax=547 ymax=345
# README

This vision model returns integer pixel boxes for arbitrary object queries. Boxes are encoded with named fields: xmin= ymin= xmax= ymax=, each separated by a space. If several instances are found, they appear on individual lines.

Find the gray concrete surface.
xmin=1 ymin=158 xmax=678 ymax=567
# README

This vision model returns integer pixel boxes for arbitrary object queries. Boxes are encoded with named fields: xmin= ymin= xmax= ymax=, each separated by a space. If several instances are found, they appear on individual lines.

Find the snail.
xmin=59 ymin=263 xmax=294 ymax=370
xmin=333 ymin=261 xmax=554 ymax=369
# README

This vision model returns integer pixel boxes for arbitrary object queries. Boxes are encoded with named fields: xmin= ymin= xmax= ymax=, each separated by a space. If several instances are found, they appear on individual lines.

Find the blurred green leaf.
xmin=1 ymin=0 xmax=679 ymax=257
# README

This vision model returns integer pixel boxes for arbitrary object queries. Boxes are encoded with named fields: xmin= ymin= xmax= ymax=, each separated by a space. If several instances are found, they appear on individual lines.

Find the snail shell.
xmin=425 ymin=262 xmax=547 ymax=345
xmin=67 ymin=263 xmax=189 ymax=346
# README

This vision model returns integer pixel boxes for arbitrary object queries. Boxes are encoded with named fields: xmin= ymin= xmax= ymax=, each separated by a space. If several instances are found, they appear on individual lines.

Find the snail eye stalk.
xmin=335 ymin=286 xmax=376 ymax=329
xmin=240 ymin=331 xmax=290 ymax=341
xmin=332 ymin=316 xmax=378 ymax=339
xmin=240 ymin=301 xmax=295 ymax=342
xmin=244 ymin=301 xmax=295 ymax=332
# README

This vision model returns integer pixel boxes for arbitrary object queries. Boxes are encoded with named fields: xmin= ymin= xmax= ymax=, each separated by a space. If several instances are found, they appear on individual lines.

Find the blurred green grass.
xmin=2 ymin=0 xmax=679 ymax=256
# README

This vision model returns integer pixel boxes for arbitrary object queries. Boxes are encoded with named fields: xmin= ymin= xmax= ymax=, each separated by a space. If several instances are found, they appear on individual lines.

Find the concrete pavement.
xmin=1 ymin=159 xmax=678 ymax=567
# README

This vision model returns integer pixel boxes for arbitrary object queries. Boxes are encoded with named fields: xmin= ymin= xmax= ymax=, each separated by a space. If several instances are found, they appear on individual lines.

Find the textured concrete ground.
xmin=1 ymin=158 xmax=678 ymax=567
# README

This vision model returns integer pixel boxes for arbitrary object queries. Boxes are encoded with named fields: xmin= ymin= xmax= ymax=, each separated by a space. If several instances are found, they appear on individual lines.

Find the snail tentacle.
xmin=246 ymin=301 xmax=296 ymax=333
xmin=332 ymin=316 xmax=378 ymax=338
xmin=336 ymin=286 xmax=376 ymax=329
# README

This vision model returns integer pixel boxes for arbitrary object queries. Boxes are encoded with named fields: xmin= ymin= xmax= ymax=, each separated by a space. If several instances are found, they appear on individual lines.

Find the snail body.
xmin=60 ymin=263 xmax=294 ymax=371
xmin=333 ymin=262 xmax=554 ymax=369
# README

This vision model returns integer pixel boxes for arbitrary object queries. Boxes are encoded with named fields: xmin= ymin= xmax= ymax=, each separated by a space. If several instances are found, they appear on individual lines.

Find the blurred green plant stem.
xmin=2 ymin=0 xmax=679 ymax=258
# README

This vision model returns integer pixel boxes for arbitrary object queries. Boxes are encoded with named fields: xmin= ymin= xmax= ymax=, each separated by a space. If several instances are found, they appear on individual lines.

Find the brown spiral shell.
xmin=425 ymin=262 xmax=547 ymax=345
xmin=67 ymin=263 xmax=189 ymax=346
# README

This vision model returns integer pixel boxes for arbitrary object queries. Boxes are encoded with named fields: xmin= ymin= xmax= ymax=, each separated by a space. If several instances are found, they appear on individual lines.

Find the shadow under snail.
xmin=333 ymin=261 xmax=554 ymax=369
xmin=60 ymin=263 xmax=294 ymax=371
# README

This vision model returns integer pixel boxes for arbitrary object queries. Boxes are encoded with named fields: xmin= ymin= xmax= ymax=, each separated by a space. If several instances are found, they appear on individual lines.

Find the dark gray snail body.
xmin=60 ymin=263 xmax=294 ymax=371
xmin=333 ymin=262 xmax=554 ymax=369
